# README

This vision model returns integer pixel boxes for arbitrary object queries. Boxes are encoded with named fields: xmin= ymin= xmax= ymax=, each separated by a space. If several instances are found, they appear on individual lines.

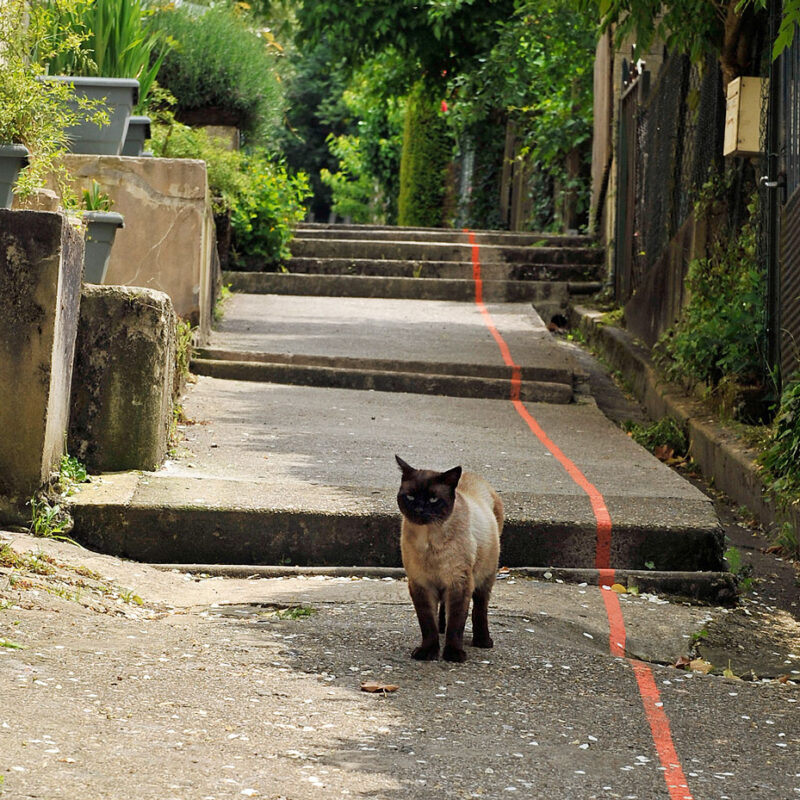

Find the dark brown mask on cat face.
xmin=395 ymin=455 xmax=462 ymax=526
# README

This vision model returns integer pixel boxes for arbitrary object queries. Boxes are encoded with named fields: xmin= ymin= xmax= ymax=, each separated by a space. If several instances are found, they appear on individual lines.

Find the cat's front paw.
xmin=442 ymin=644 xmax=467 ymax=663
xmin=472 ymin=635 xmax=493 ymax=649
xmin=411 ymin=643 xmax=439 ymax=661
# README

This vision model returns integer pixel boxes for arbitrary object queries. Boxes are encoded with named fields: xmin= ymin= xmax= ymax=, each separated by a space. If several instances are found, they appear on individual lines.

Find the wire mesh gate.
xmin=613 ymin=53 xmax=725 ymax=310
xmin=778 ymin=30 xmax=800 ymax=379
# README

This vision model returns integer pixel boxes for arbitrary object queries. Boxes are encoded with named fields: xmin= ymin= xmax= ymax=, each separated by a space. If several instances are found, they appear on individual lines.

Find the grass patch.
xmin=274 ymin=605 xmax=314 ymax=620
xmin=725 ymin=545 xmax=754 ymax=592
xmin=623 ymin=416 xmax=688 ymax=458
xmin=213 ymin=284 xmax=233 ymax=322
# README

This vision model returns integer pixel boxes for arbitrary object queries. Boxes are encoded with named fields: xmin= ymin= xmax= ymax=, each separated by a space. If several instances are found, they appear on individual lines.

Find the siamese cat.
xmin=395 ymin=455 xmax=503 ymax=663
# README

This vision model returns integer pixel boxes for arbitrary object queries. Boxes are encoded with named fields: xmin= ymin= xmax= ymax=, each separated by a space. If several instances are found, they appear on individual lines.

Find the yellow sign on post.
xmin=724 ymin=76 xmax=765 ymax=158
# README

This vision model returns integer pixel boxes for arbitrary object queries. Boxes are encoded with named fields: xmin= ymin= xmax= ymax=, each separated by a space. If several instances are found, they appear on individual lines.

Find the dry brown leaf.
xmin=360 ymin=681 xmax=399 ymax=694
xmin=689 ymin=658 xmax=714 ymax=674
xmin=610 ymin=583 xmax=627 ymax=594
xmin=673 ymin=655 xmax=692 ymax=669
xmin=653 ymin=444 xmax=674 ymax=461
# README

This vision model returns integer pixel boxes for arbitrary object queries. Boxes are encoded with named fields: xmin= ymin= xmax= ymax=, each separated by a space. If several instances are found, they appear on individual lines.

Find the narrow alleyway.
xmin=3 ymin=224 xmax=799 ymax=800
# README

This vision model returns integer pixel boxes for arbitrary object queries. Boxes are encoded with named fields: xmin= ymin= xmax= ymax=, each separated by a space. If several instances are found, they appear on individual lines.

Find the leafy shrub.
xmin=397 ymin=81 xmax=452 ymax=227
xmin=0 ymin=0 xmax=109 ymax=199
xmin=149 ymin=110 xmax=309 ymax=266
xmin=758 ymin=375 xmax=800 ymax=557
xmin=759 ymin=376 xmax=800 ymax=498
xmin=149 ymin=4 xmax=284 ymax=144
xmin=654 ymin=183 xmax=767 ymax=395
xmin=229 ymin=155 xmax=310 ymax=267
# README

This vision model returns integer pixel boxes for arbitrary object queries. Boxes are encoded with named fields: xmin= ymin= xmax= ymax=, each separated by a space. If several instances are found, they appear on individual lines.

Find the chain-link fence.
xmin=614 ymin=52 xmax=726 ymax=308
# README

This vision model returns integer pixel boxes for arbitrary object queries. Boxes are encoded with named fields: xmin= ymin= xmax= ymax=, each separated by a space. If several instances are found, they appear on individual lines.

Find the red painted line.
xmin=466 ymin=229 xmax=693 ymax=800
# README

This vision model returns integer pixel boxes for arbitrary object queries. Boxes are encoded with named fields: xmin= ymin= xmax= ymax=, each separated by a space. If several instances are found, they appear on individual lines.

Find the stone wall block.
xmin=0 ymin=210 xmax=84 ymax=509
xmin=69 ymin=285 xmax=177 ymax=472
xmin=61 ymin=155 xmax=219 ymax=342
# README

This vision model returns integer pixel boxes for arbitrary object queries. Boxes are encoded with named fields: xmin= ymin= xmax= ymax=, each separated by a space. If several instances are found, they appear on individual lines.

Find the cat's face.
xmin=395 ymin=455 xmax=462 ymax=526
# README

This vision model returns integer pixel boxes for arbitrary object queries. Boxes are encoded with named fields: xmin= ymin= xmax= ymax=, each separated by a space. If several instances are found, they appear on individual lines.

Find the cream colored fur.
xmin=400 ymin=471 xmax=503 ymax=597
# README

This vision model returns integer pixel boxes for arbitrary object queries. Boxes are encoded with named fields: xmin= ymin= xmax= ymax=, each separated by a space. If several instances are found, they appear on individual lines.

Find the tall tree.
xmin=295 ymin=0 xmax=515 ymax=89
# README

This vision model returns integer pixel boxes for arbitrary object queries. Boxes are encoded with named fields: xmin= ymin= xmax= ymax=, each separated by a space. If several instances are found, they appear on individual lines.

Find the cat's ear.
xmin=395 ymin=455 xmax=415 ymax=476
xmin=440 ymin=466 xmax=462 ymax=489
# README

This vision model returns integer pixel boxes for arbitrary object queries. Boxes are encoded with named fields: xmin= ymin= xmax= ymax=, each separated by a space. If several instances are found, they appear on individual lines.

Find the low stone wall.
xmin=61 ymin=155 xmax=219 ymax=342
xmin=572 ymin=305 xmax=797 ymax=539
xmin=69 ymin=285 xmax=177 ymax=472
xmin=0 ymin=210 xmax=84 ymax=518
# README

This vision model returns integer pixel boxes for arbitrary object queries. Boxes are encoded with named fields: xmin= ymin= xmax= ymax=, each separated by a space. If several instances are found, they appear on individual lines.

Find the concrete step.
xmin=207 ymin=294 xmax=581 ymax=398
xmin=191 ymin=348 xmax=575 ymax=403
xmin=288 ymin=237 xmax=603 ymax=266
xmin=222 ymin=272 xmax=600 ymax=304
xmin=68 ymin=475 xmax=724 ymax=570
xmin=66 ymin=381 xmax=724 ymax=572
xmin=295 ymin=223 xmax=595 ymax=248
xmin=277 ymin=257 xmax=599 ymax=282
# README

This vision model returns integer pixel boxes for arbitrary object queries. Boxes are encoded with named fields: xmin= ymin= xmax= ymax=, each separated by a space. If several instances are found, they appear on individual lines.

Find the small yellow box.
xmin=724 ymin=76 xmax=765 ymax=157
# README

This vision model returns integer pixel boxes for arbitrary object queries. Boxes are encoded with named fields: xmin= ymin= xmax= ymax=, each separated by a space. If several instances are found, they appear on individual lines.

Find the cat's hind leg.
xmin=408 ymin=581 xmax=440 ymax=660
xmin=471 ymin=582 xmax=494 ymax=649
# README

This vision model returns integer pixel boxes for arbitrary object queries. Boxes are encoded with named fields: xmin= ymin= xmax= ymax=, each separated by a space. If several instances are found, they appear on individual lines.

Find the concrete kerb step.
xmin=147 ymin=563 xmax=737 ymax=605
xmin=277 ymin=257 xmax=599 ymax=282
xmin=189 ymin=352 xmax=574 ymax=403
xmin=222 ymin=272 xmax=599 ymax=305
xmin=295 ymin=223 xmax=597 ymax=249
xmin=289 ymin=237 xmax=604 ymax=266
xmin=66 ymin=474 xmax=725 ymax=578
xmin=193 ymin=348 xmax=575 ymax=385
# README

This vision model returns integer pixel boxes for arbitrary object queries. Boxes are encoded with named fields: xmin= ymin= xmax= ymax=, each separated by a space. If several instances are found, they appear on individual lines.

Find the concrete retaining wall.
xmin=0 ymin=210 xmax=84 ymax=516
xmin=69 ymin=285 xmax=177 ymax=472
xmin=61 ymin=155 xmax=218 ymax=342
xmin=572 ymin=306 xmax=796 ymax=537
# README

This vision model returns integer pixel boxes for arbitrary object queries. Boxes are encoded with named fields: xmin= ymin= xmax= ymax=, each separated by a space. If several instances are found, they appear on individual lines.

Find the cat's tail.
xmin=490 ymin=489 xmax=504 ymax=537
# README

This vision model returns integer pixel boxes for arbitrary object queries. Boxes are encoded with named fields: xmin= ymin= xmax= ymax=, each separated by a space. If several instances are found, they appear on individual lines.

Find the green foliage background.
xmin=397 ymin=82 xmax=453 ymax=227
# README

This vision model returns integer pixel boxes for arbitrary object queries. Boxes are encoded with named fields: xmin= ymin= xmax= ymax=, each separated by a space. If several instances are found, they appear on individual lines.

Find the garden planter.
xmin=122 ymin=115 xmax=152 ymax=157
xmin=83 ymin=211 xmax=124 ymax=283
xmin=44 ymin=76 xmax=139 ymax=156
xmin=0 ymin=144 xmax=29 ymax=208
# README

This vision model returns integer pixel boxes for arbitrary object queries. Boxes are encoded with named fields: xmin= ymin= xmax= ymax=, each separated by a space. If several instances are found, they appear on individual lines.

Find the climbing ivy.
xmin=397 ymin=82 xmax=453 ymax=227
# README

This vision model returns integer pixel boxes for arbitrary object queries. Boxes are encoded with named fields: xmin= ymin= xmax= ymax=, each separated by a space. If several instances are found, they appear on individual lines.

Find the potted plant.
xmin=39 ymin=0 xmax=168 ymax=155
xmin=122 ymin=115 xmax=152 ymax=157
xmin=78 ymin=180 xmax=124 ymax=283
xmin=0 ymin=145 xmax=30 ymax=209
xmin=0 ymin=0 xmax=108 ymax=205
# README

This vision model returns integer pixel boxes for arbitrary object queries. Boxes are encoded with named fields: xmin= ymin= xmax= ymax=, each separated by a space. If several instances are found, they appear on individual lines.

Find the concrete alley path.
xmin=4 ymin=224 xmax=800 ymax=800
xmin=2 ymin=531 xmax=800 ymax=800
xmin=69 ymin=289 xmax=722 ymax=574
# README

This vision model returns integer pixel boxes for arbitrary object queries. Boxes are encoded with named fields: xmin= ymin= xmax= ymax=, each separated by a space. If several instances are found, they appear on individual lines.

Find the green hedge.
xmin=397 ymin=82 xmax=452 ymax=227
xmin=150 ymin=5 xmax=283 ymax=144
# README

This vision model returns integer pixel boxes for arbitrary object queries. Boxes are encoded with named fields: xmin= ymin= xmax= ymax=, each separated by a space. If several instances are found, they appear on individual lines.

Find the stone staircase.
xmin=221 ymin=223 xmax=604 ymax=305
xmin=67 ymin=222 xmax=726 ymax=576
xmin=192 ymin=224 xmax=604 ymax=404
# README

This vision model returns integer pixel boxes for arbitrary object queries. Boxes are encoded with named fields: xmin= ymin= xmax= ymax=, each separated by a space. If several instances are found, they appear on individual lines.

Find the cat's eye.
xmin=405 ymin=494 xmax=415 ymax=502
xmin=428 ymin=497 xmax=439 ymax=504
